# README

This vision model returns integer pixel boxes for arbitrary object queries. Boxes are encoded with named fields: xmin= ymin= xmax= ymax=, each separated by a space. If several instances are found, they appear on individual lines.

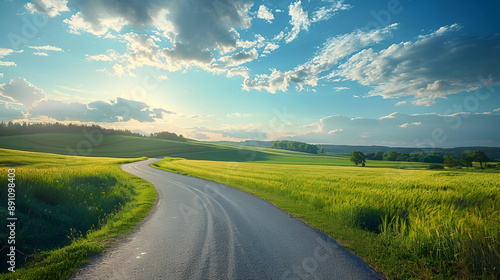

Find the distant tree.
xmin=271 ymin=140 xmax=318 ymax=154
xmin=150 ymin=131 xmax=186 ymax=142
xmin=409 ymin=153 xmax=422 ymax=162
xmin=319 ymin=147 xmax=324 ymax=154
xmin=473 ymin=150 xmax=489 ymax=169
xmin=444 ymin=155 xmax=462 ymax=168
xmin=383 ymin=151 xmax=399 ymax=161
xmin=461 ymin=151 xmax=475 ymax=168
xmin=374 ymin=151 xmax=384 ymax=160
xmin=423 ymin=154 xmax=444 ymax=164
xmin=398 ymin=153 xmax=410 ymax=162
xmin=350 ymin=151 xmax=366 ymax=166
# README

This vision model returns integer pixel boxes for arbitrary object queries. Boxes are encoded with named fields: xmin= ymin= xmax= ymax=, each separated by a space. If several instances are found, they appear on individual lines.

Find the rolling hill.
xmin=0 ymin=133 xmax=223 ymax=158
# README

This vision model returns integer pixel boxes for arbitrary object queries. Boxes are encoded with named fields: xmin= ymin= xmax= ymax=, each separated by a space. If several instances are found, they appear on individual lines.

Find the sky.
xmin=0 ymin=0 xmax=499 ymax=147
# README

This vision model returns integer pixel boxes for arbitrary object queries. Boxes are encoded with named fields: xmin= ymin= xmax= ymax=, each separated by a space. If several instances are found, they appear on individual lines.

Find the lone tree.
xmin=473 ymin=150 xmax=489 ymax=169
xmin=350 ymin=151 xmax=366 ymax=166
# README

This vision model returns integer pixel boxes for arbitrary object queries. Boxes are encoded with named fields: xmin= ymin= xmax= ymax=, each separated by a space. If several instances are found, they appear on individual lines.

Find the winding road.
xmin=69 ymin=158 xmax=384 ymax=280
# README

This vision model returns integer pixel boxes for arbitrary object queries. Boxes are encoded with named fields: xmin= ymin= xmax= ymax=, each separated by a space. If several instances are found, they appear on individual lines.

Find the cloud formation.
xmin=257 ymin=5 xmax=274 ymax=23
xmin=337 ymin=24 xmax=500 ymax=105
xmin=25 ymin=0 xmax=69 ymax=17
xmin=286 ymin=112 xmax=500 ymax=147
xmin=30 ymin=97 xmax=174 ymax=123
xmin=28 ymin=45 xmax=64 ymax=56
xmin=63 ymin=0 xmax=253 ymax=65
xmin=0 ymin=48 xmax=21 ymax=67
xmin=243 ymin=24 xmax=398 ymax=93
xmin=285 ymin=1 xmax=310 ymax=43
xmin=0 ymin=77 xmax=46 ymax=109
xmin=311 ymin=0 xmax=352 ymax=23
xmin=0 ymin=77 xmax=174 ymax=123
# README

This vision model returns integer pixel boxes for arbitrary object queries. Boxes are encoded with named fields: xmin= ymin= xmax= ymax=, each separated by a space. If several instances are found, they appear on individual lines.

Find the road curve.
xmin=69 ymin=158 xmax=385 ymax=280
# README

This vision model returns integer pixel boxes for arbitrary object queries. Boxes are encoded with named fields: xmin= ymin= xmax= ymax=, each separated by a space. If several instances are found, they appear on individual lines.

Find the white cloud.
xmin=0 ymin=48 xmax=15 ymax=57
xmin=112 ymin=64 xmax=125 ymax=77
xmin=493 ymin=108 xmax=500 ymax=112
xmin=28 ymin=45 xmax=64 ymax=52
xmin=285 ymin=1 xmax=310 ymax=43
xmin=30 ymin=97 xmax=173 ymax=123
xmin=311 ymin=0 xmax=352 ymax=23
xmin=28 ymin=45 xmax=64 ymax=57
xmin=328 ymin=128 xmax=343 ymax=134
xmin=337 ymin=24 xmax=500 ymax=105
xmin=0 ymin=48 xmax=22 ymax=67
xmin=244 ymin=24 xmax=398 ymax=93
xmin=333 ymin=86 xmax=349 ymax=91
xmin=0 ymin=77 xmax=47 ymax=109
xmin=263 ymin=42 xmax=280 ymax=54
xmin=25 ymin=0 xmax=69 ymax=17
xmin=86 ymin=53 xmax=114 ymax=61
xmin=395 ymin=100 xmax=407 ymax=106
xmin=227 ymin=67 xmax=250 ymax=79
xmin=159 ymin=75 xmax=169 ymax=80
xmin=0 ymin=61 xmax=16 ymax=66
xmin=218 ymin=49 xmax=258 ymax=67
xmin=257 ymin=5 xmax=274 ymax=23
xmin=399 ymin=122 xmax=421 ymax=128
xmin=64 ymin=0 xmax=253 ymax=66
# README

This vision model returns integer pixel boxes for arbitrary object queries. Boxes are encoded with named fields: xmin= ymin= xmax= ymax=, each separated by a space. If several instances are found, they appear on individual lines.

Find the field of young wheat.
xmin=0 ymin=149 xmax=156 ymax=279
xmin=154 ymin=157 xmax=500 ymax=279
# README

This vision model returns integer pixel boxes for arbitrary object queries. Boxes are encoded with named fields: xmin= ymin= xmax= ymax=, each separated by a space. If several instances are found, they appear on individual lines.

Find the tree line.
xmin=272 ymin=140 xmax=319 ymax=154
xmin=0 ymin=122 xmax=189 ymax=142
xmin=353 ymin=149 xmax=492 ymax=168
xmin=0 ymin=121 xmax=142 ymax=137
xmin=149 ymin=131 xmax=186 ymax=142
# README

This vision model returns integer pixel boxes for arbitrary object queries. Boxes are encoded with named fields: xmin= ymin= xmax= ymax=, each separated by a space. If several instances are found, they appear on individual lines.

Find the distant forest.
xmin=0 ymin=121 xmax=190 ymax=142
xmin=272 ymin=140 xmax=319 ymax=154
xmin=0 ymin=121 xmax=143 ymax=137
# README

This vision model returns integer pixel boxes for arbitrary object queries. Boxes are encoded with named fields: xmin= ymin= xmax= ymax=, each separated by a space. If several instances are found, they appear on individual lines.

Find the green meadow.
xmin=0 ymin=149 xmax=156 ymax=280
xmin=0 ymin=133 xmax=223 ymax=158
xmin=155 ymin=149 xmax=500 ymax=279
xmin=1 ymin=134 xmax=498 ymax=279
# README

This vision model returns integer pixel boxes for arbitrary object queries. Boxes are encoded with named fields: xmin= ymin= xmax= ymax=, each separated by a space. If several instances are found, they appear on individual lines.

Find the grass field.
xmin=154 ymin=151 xmax=500 ymax=279
xmin=0 ymin=149 xmax=157 ymax=279
xmin=0 ymin=133 xmax=224 ymax=158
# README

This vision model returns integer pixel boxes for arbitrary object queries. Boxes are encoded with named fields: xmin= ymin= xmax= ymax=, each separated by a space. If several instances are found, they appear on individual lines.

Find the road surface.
xmin=69 ymin=158 xmax=384 ymax=280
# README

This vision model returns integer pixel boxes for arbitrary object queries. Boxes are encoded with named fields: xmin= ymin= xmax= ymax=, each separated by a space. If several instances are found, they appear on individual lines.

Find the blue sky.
xmin=0 ymin=0 xmax=499 ymax=147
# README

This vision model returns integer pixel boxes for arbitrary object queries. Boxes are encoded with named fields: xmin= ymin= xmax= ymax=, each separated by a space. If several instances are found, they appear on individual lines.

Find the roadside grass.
xmin=0 ymin=149 xmax=157 ymax=279
xmin=153 ymin=157 xmax=500 ymax=279
xmin=0 ymin=133 xmax=223 ymax=158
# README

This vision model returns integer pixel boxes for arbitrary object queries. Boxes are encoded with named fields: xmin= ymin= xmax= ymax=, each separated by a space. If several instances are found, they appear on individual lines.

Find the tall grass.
xmin=0 ymin=149 xmax=156 ymax=279
xmin=155 ymin=158 xmax=500 ymax=279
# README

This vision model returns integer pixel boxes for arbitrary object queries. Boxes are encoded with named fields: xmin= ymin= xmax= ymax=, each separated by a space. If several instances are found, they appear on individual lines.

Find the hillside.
xmin=0 ymin=133 xmax=223 ymax=158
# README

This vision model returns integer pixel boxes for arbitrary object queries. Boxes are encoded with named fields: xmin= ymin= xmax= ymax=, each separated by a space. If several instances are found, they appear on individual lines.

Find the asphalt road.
xmin=69 ymin=158 xmax=385 ymax=280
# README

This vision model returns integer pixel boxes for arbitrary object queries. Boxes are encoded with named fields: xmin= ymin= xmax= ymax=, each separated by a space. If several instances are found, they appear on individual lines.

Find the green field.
xmin=1 ymin=134 xmax=498 ymax=279
xmin=154 ymin=151 xmax=500 ymax=279
xmin=0 ymin=133 xmax=223 ymax=158
xmin=0 ymin=149 xmax=156 ymax=279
